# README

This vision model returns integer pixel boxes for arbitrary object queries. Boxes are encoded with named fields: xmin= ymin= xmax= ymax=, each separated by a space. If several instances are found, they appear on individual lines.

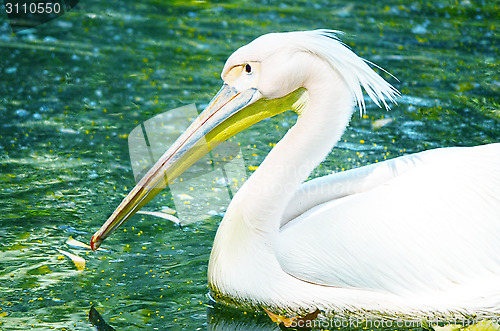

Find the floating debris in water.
xmin=160 ymin=206 xmax=176 ymax=214
xmin=372 ymin=118 xmax=393 ymax=129
xmin=264 ymin=308 xmax=321 ymax=328
xmin=66 ymin=238 xmax=108 ymax=252
xmin=56 ymin=249 xmax=85 ymax=271
xmin=138 ymin=210 xmax=181 ymax=226
xmin=177 ymin=193 xmax=194 ymax=200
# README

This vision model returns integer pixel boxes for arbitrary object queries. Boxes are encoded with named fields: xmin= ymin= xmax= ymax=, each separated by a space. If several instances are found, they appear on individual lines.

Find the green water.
xmin=0 ymin=0 xmax=498 ymax=330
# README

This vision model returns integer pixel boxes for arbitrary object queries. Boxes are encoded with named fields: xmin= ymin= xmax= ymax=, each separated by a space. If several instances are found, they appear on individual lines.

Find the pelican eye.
xmin=245 ymin=63 xmax=252 ymax=74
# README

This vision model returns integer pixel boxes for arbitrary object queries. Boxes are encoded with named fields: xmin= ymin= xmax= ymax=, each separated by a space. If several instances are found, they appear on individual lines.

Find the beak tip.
xmin=90 ymin=233 xmax=101 ymax=251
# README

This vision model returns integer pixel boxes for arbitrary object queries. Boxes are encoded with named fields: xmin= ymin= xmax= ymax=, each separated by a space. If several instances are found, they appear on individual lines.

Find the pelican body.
xmin=91 ymin=30 xmax=500 ymax=318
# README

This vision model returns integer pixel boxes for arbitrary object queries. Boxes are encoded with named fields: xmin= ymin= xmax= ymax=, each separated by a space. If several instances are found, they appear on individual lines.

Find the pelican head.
xmin=90 ymin=29 xmax=397 ymax=254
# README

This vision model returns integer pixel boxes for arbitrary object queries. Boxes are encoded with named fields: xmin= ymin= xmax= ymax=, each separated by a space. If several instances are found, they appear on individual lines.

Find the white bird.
xmin=91 ymin=30 xmax=500 ymax=320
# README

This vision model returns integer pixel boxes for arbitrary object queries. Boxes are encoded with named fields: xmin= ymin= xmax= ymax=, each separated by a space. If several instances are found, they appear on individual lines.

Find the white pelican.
xmin=91 ymin=30 xmax=500 ymax=319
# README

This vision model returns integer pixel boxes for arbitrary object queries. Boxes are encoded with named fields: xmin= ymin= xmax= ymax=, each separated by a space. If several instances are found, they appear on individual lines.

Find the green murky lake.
xmin=0 ymin=0 xmax=498 ymax=330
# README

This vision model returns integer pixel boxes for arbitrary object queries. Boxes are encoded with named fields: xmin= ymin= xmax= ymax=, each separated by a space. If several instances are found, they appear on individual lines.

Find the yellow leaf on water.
xmin=264 ymin=309 xmax=298 ymax=327
xmin=56 ymin=249 xmax=85 ymax=271
xmin=264 ymin=308 xmax=320 ymax=328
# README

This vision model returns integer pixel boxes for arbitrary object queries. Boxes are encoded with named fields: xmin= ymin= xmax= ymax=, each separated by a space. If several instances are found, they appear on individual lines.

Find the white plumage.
xmin=207 ymin=30 xmax=500 ymax=317
xmin=91 ymin=30 xmax=500 ymax=319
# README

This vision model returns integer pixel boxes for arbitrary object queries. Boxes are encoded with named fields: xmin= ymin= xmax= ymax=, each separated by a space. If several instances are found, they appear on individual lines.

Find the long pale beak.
xmin=90 ymin=84 xmax=306 ymax=250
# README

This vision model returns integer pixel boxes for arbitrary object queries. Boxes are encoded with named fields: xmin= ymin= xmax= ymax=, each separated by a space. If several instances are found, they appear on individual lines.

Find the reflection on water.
xmin=207 ymin=303 xmax=280 ymax=331
xmin=89 ymin=305 xmax=116 ymax=331
xmin=0 ymin=0 xmax=498 ymax=329
xmin=89 ymin=302 xmax=280 ymax=330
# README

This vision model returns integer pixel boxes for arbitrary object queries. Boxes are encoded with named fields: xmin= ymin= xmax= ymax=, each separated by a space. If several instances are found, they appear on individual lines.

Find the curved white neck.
xmin=234 ymin=62 xmax=355 ymax=234
xmin=208 ymin=58 xmax=356 ymax=304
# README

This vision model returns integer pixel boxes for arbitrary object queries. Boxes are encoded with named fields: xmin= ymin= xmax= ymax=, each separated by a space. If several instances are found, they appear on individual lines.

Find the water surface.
xmin=0 ymin=0 xmax=498 ymax=330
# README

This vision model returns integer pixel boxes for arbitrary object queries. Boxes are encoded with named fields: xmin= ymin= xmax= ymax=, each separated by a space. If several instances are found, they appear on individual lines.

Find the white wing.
xmin=276 ymin=143 xmax=500 ymax=297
